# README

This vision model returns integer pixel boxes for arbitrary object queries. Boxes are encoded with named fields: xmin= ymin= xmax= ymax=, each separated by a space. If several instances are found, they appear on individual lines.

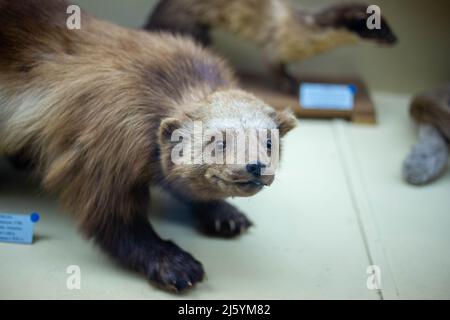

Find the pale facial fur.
xmin=158 ymin=90 xmax=296 ymax=200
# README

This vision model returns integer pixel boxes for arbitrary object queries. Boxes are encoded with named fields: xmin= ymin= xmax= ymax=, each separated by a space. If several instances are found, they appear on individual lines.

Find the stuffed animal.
xmin=403 ymin=84 xmax=450 ymax=185
xmin=145 ymin=0 xmax=398 ymax=94
xmin=0 ymin=0 xmax=296 ymax=292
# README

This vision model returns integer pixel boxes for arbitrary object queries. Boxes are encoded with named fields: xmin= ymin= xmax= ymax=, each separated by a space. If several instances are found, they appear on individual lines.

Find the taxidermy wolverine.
xmin=146 ymin=0 xmax=398 ymax=93
xmin=0 ymin=0 xmax=296 ymax=292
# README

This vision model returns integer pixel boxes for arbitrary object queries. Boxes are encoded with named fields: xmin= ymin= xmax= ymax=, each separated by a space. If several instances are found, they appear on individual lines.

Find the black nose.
xmin=246 ymin=161 xmax=265 ymax=177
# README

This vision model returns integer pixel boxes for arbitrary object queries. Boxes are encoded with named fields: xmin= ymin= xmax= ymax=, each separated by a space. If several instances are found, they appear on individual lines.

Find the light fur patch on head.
xmin=204 ymin=90 xmax=277 ymax=131
xmin=205 ymin=116 xmax=276 ymax=132
xmin=270 ymin=0 xmax=290 ymax=21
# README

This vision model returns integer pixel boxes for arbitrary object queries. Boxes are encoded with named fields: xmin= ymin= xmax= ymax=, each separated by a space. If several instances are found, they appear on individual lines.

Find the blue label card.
xmin=0 ymin=213 xmax=40 ymax=244
xmin=300 ymin=83 xmax=356 ymax=110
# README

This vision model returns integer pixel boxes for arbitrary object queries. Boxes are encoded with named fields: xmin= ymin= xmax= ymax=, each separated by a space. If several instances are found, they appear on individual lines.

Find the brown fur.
xmin=147 ymin=0 xmax=357 ymax=62
xmin=146 ymin=0 xmax=397 ymax=93
xmin=0 ymin=0 xmax=296 ymax=292
xmin=0 ymin=0 xmax=228 ymax=229
xmin=148 ymin=0 xmax=397 ymax=62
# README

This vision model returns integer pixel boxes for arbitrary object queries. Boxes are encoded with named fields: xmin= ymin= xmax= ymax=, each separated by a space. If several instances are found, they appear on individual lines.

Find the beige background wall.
xmin=74 ymin=0 xmax=449 ymax=94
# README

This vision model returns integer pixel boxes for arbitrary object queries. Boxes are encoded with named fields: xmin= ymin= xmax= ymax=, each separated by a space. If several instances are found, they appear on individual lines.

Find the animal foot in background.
xmin=196 ymin=201 xmax=253 ymax=238
xmin=403 ymin=147 xmax=449 ymax=185
xmin=147 ymin=240 xmax=205 ymax=293
xmin=402 ymin=125 xmax=449 ymax=185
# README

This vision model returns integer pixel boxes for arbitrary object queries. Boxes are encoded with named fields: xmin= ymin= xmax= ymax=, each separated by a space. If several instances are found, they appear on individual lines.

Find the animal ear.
xmin=158 ymin=118 xmax=182 ymax=143
xmin=273 ymin=109 xmax=297 ymax=137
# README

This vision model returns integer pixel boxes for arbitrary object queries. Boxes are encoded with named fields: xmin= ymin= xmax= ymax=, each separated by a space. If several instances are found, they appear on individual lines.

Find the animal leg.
xmin=88 ymin=188 xmax=205 ymax=292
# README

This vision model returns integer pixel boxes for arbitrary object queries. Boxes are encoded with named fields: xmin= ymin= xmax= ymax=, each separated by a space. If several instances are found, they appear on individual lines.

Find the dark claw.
xmin=147 ymin=241 xmax=205 ymax=293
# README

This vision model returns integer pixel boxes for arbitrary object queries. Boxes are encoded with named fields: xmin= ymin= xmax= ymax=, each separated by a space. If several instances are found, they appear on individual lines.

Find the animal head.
xmin=314 ymin=2 xmax=397 ymax=45
xmin=158 ymin=89 xmax=297 ymax=200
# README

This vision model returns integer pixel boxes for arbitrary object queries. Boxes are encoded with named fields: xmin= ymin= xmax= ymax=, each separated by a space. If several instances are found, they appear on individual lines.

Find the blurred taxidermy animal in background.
xmin=403 ymin=84 xmax=450 ymax=186
xmin=146 ymin=0 xmax=398 ymax=93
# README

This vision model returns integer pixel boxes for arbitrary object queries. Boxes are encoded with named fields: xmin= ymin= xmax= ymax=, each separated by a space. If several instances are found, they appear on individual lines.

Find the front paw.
xmin=147 ymin=241 xmax=205 ymax=293
xmin=196 ymin=202 xmax=253 ymax=238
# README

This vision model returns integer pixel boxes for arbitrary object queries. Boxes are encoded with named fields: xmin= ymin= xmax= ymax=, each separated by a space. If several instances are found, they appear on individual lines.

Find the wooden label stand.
xmin=239 ymin=73 xmax=377 ymax=124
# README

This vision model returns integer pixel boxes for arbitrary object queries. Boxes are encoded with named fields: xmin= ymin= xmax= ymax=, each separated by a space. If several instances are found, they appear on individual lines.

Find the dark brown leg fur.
xmin=89 ymin=186 xmax=204 ymax=292
xmin=193 ymin=200 xmax=253 ymax=238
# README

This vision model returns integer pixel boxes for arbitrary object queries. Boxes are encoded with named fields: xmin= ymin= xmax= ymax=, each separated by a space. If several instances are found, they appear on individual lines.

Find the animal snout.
xmin=246 ymin=161 xmax=266 ymax=177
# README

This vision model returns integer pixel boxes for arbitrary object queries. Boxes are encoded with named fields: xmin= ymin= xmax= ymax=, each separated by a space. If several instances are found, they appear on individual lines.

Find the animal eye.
xmin=267 ymin=139 xmax=272 ymax=150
